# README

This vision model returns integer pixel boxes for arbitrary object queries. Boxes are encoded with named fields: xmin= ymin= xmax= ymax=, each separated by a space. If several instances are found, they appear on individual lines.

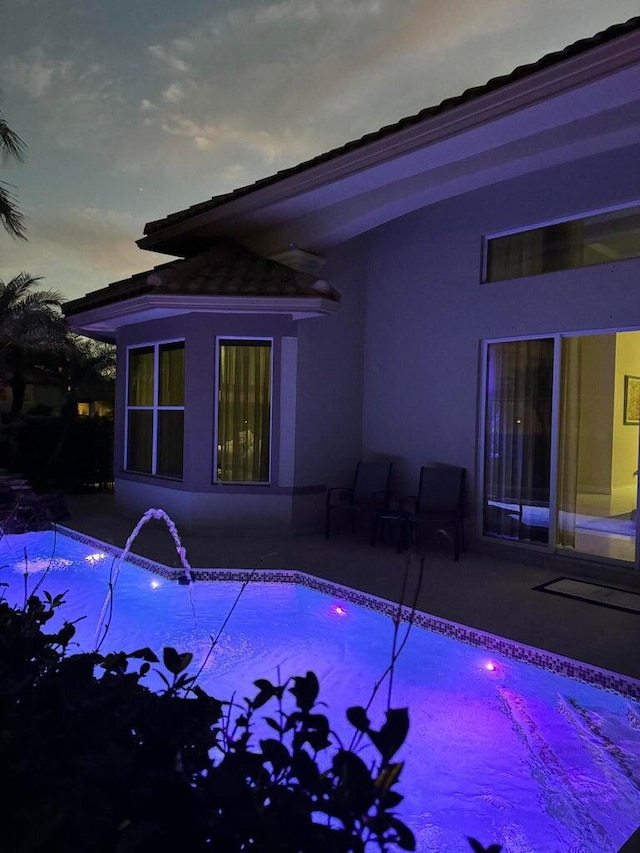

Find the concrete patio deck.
xmin=58 ymin=492 xmax=640 ymax=683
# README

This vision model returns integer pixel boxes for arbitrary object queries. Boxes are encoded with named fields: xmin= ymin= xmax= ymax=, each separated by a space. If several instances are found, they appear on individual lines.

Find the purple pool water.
xmin=1 ymin=530 xmax=639 ymax=852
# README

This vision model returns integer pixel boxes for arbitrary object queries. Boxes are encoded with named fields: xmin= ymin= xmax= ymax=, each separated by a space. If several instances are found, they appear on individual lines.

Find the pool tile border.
xmin=57 ymin=525 xmax=640 ymax=699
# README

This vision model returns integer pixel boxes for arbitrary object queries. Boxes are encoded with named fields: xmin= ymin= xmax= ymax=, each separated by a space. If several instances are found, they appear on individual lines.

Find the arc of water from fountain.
xmin=94 ymin=508 xmax=195 ymax=650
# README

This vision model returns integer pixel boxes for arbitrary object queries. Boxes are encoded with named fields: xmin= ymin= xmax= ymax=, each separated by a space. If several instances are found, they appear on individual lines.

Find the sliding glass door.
xmin=556 ymin=332 xmax=639 ymax=563
xmin=482 ymin=332 xmax=640 ymax=565
xmin=483 ymin=338 xmax=554 ymax=544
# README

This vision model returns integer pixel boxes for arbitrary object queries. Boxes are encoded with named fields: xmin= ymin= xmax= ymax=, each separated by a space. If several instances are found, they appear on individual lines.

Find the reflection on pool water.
xmin=1 ymin=530 xmax=640 ymax=853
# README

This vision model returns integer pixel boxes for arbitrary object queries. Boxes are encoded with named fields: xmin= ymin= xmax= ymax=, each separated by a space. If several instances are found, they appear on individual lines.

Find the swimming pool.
xmin=1 ymin=528 xmax=639 ymax=852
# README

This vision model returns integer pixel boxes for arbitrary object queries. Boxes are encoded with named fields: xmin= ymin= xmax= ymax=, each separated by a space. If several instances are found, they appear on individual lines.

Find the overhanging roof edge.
xmin=138 ymin=18 xmax=640 ymax=252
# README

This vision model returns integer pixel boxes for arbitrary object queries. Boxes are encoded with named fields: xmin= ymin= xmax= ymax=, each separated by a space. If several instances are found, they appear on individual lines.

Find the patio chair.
xmin=325 ymin=460 xmax=393 ymax=539
xmin=400 ymin=464 xmax=466 ymax=560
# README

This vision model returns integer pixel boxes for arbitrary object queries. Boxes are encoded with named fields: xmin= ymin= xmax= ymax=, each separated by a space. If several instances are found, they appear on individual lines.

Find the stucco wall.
xmin=360 ymin=143 xmax=640 ymax=531
xmin=293 ymin=238 xmax=368 ymax=495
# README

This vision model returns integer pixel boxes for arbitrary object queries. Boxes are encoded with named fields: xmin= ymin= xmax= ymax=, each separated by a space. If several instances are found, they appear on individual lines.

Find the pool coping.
xmin=56 ymin=524 xmax=640 ymax=700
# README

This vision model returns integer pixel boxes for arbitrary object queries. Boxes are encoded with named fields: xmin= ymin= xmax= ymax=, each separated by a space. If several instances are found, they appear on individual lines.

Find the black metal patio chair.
xmin=325 ymin=460 xmax=393 ymax=539
xmin=399 ymin=464 xmax=466 ymax=560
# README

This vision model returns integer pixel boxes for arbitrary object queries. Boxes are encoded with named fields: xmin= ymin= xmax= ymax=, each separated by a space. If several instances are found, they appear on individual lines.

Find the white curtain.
xmin=556 ymin=337 xmax=582 ymax=547
xmin=217 ymin=341 xmax=271 ymax=482
xmin=483 ymin=339 xmax=554 ymax=541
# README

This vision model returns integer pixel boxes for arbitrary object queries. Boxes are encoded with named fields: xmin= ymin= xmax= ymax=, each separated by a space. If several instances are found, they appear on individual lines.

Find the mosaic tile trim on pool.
xmin=2 ymin=527 xmax=640 ymax=852
xmin=58 ymin=524 xmax=640 ymax=699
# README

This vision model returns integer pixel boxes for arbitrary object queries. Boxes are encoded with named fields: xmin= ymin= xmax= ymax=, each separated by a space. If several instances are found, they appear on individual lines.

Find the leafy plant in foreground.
xmin=0 ymin=590 xmax=415 ymax=851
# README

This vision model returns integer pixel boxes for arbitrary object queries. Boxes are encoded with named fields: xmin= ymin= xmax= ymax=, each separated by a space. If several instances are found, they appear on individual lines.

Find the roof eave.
xmin=65 ymin=293 xmax=340 ymax=341
xmin=137 ymin=22 xmax=640 ymax=256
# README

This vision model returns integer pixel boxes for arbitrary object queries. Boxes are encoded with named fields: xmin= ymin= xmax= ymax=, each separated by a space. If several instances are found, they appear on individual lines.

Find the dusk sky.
xmin=1 ymin=0 xmax=638 ymax=303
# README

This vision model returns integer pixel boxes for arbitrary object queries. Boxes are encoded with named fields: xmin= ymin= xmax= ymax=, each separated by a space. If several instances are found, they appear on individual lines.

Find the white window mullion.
xmin=548 ymin=335 xmax=562 ymax=553
xmin=151 ymin=345 xmax=160 ymax=475
xmin=213 ymin=338 xmax=221 ymax=483
xmin=151 ymin=409 xmax=158 ymax=475
xmin=124 ymin=348 xmax=131 ymax=471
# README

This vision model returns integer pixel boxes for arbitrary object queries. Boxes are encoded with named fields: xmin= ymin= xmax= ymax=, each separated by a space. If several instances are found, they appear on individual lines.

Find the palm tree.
xmin=59 ymin=335 xmax=115 ymax=419
xmin=0 ymin=273 xmax=66 ymax=417
xmin=0 ymin=100 xmax=27 ymax=239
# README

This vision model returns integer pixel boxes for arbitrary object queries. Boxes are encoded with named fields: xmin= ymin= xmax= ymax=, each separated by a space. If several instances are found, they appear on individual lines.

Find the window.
xmin=484 ymin=203 xmax=640 ymax=283
xmin=126 ymin=341 xmax=184 ymax=478
xmin=216 ymin=340 xmax=272 ymax=483
xmin=483 ymin=338 xmax=554 ymax=544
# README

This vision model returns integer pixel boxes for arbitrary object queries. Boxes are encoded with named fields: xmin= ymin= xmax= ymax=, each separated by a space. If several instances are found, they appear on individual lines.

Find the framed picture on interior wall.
xmin=624 ymin=375 xmax=640 ymax=425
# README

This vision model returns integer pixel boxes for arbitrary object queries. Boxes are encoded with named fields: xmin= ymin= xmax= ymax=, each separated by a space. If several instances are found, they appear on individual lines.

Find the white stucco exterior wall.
xmin=359 ymin=144 xmax=640 ymax=534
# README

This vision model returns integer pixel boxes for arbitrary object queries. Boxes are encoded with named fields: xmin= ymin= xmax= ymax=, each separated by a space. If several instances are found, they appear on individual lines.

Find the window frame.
xmin=482 ymin=200 xmax=640 ymax=284
xmin=213 ymin=336 xmax=274 ymax=485
xmin=124 ymin=338 xmax=185 ymax=479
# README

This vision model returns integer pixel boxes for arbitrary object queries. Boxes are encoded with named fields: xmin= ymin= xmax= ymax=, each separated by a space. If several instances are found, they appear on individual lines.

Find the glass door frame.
xmin=478 ymin=330 xmax=640 ymax=570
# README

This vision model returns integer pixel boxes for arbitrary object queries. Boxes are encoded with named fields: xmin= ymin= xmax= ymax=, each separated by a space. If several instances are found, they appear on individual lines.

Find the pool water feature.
xmin=93 ymin=506 xmax=194 ymax=648
xmin=1 ymin=530 xmax=640 ymax=853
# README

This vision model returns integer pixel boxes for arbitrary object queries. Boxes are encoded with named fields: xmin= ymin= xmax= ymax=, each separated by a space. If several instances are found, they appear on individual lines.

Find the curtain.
xmin=157 ymin=343 xmax=185 ymax=477
xmin=483 ymin=339 xmax=554 ymax=541
xmin=217 ymin=341 xmax=271 ymax=482
xmin=127 ymin=410 xmax=153 ymax=473
xmin=487 ymin=221 xmax=585 ymax=282
xmin=159 ymin=342 xmax=185 ymax=406
xmin=157 ymin=410 xmax=184 ymax=478
xmin=542 ymin=220 xmax=583 ymax=273
xmin=556 ymin=337 xmax=582 ymax=547
xmin=128 ymin=346 xmax=154 ymax=406
xmin=486 ymin=229 xmax=545 ymax=282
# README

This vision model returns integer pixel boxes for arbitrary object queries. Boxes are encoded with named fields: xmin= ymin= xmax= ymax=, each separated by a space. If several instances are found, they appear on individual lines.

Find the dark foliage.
xmin=0 ymin=590 xmax=417 ymax=852
xmin=467 ymin=840 xmax=503 ymax=853
xmin=4 ymin=413 xmax=113 ymax=491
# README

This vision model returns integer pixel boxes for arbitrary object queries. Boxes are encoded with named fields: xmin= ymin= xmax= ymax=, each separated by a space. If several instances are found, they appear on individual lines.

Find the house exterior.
xmin=65 ymin=18 xmax=640 ymax=570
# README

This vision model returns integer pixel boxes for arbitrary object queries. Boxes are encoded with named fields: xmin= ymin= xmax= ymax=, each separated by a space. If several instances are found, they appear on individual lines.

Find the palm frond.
xmin=0 ymin=111 xmax=26 ymax=164
xmin=12 ymin=291 xmax=63 ymax=311
xmin=0 ymin=274 xmax=58 ymax=310
xmin=0 ymin=181 xmax=27 ymax=240
xmin=0 ymin=272 xmax=43 ymax=295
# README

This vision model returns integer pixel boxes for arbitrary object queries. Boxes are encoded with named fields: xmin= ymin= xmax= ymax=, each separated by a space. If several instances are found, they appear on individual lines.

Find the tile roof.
xmin=143 ymin=16 xmax=640 ymax=239
xmin=64 ymin=240 xmax=339 ymax=316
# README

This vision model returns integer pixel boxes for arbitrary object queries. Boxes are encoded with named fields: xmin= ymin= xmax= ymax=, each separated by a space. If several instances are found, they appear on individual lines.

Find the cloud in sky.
xmin=148 ymin=43 xmax=191 ymax=74
xmin=5 ymin=51 xmax=57 ymax=98
xmin=162 ymin=82 xmax=186 ymax=103
xmin=1 ymin=204 xmax=170 ymax=297
xmin=0 ymin=0 xmax=638 ymax=301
